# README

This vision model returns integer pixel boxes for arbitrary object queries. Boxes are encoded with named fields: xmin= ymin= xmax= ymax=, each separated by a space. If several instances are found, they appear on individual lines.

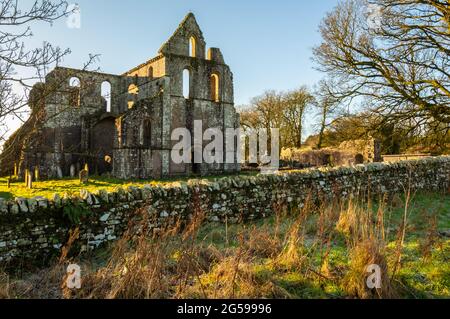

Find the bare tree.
xmin=0 ymin=0 xmax=71 ymax=141
xmin=314 ymin=79 xmax=342 ymax=149
xmin=239 ymin=106 xmax=262 ymax=132
xmin=313 ymin=0 xmax=450 ymax=152
xmin=239 ymin=88 xmax=315 ymax=149
xmin=250 ymin=90 xmax=285 ymax=134
xmin=282 ymin=87 xmax=315 ymax=148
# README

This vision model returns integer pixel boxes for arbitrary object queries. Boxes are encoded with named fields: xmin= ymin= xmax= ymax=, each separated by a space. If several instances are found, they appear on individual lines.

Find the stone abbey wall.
xmin=0 ymin=13 xmax=240 ymax=180
xmin=0 ymin=156 xmax=449 ymax=265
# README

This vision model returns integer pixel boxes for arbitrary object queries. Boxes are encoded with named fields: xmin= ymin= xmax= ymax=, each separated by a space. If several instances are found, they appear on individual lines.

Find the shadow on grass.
xmin=394 ymin=275 xmax=449 ymax=299
xmin=0 ymin=191 xmax=13 ymax=200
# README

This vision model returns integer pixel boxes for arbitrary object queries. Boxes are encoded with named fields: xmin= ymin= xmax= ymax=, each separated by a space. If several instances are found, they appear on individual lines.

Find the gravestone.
xmin=26 ymin=173 xmax=33 ymax=189
xmin=24 ymin=169 xmax=30 ymax=186
xmin=34 ymin=166 xmax=39 ymax=181
xmin=56 ymin=166 xmax=63 ymax=179
xmin=79 ymin=169 xmax=89 ymax=184
xmin=70 ymin=164 xmax=76 ymax=178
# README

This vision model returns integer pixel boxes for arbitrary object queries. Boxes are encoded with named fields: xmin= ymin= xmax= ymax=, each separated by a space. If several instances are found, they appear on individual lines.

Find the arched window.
xmin=128 ymin=84 xmax=139 ymax=95
xmin=140 ymin=119 xmax=151 ymax=147
xmin=68 ymin=77 xmax=81 ymax=107
xmin=189 ymin=36 xmax=196 ymax=57
xmin=210 ymin=73 xmax=220 ymax=102
xmin=183 ymin=69 xmax=190 ymax=99
xmin=148 ymin=66 xmax=154 ymax=79
xmin=101 ymin=81 xmax=111 ymax=112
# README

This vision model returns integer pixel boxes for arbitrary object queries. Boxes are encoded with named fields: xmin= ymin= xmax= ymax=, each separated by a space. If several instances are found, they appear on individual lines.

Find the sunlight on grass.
xmin=0 ymin=172 xmax=257 ymax=200
xmin=0 ymin=191 xmax=448 ymax=299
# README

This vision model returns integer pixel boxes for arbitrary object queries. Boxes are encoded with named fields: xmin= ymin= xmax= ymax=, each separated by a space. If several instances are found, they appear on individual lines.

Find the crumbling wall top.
xmin=159 ymin=13 xmax=206 ymax=59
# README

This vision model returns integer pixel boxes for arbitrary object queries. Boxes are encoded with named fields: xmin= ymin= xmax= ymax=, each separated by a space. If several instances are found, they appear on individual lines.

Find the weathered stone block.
xmin=0 ymin=199 xmax=8 ymax=214
xmin=15 ymin=198 xmax=28 ymax=213
xmin=27 ymin=198 xmax=38 ymax=213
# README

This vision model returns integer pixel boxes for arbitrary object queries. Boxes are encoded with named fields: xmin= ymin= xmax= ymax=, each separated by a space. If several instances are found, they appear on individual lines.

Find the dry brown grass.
xmin=273 ymin=202 xmax=309 ymax=270
xmin=1 ymin=190 xmax=433 ymax=300
xmin=343 ymin=239 xmax=395 ymax=299
xmin=418 ymin=209 xmax=441 ymax=262
xmin=335 ymin=198 xmax=397 ymax=298
xmin=179 ymin=249 xmax=292 ymax=299
xmin=241 ymin=225 xmax=282 ymax=259
xmin=0 ymin=272 xmax=10 ymax=299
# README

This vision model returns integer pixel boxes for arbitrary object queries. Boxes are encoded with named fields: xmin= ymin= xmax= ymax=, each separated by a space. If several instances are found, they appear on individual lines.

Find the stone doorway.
xmin=91 ymin=117 xmax=115 ymax=175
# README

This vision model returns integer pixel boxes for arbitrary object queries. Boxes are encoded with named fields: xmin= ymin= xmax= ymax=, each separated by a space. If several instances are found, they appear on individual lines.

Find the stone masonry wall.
xmin=0 ymin=156 xmax=449 ymax=265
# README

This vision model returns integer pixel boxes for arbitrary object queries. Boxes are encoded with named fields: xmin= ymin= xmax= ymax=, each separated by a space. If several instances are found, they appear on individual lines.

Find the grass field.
xmin=189 ymin=192 xmax=450 ymax=299
xmin=1 ymin=191 xmax=449 ymax=299
xmin=0 ymin=172 xmax=257 ymax=200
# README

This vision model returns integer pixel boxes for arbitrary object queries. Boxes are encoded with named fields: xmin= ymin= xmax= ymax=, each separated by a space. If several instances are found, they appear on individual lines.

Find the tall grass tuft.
xmin=337 ymin=198 xmax=396 ymax=298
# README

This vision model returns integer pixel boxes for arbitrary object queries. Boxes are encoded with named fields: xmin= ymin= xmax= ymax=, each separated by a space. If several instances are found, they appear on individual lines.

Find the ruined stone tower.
xmin=0 ymin=13 xmax=240 ymax=179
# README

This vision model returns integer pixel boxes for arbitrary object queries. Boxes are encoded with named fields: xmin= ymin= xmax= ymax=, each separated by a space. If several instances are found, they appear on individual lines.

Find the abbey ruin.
xmin=0 ymin=13 xmax=240 ymax=179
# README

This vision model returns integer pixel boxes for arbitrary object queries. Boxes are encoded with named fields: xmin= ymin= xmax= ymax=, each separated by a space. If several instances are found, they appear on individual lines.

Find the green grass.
xmin=1 ymin=191 xmax=449 ymax=299
xmin=192 ymin=192 xmax=450 ymax=298
xmin=0 ymin=172 xmax=257 ymax=200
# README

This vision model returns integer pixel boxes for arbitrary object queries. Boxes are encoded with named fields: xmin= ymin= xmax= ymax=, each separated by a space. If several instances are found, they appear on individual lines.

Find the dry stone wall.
xmin=0 ymin=156 xmax=449 ymax=265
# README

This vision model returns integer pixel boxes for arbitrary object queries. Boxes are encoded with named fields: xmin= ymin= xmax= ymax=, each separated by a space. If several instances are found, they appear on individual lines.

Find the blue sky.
xmin=28 ymin=0 xmax=339 ymax=105
xmin=9 ymin=0 xmax=341 ymax=140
